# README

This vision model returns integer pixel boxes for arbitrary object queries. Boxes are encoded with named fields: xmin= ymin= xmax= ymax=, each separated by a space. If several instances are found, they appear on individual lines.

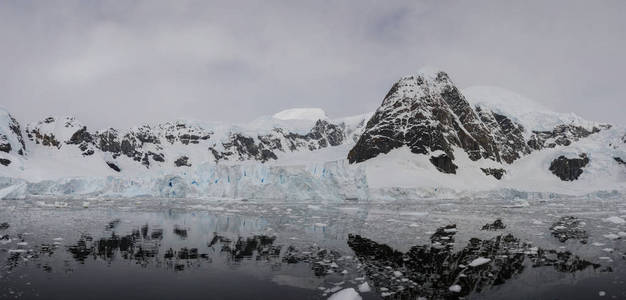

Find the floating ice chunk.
xmin=326 ymin=286 xmax=343 ymax=294
xmin=54 ymin=201 xmax=68 ymax=208
xmin=8 ymin=249 xmax=26 ymax=253
xmin=603 ymin=233 xmax=621 ymax=240
xmin=53 ymin=237 xmax=64 ymax=241
xmin=314 ymin=223 xmax=327 ymax=227
xmin=357 ymin=282 xmax=371 ymax=293
xmin=592 ymin=242 xmax=606 ymax=246
xmin=393 ymin=271 xmax=403 ymax=277
xmin=16 ymin=242 xmax=28 ymax=246
xmin=327 ymin=288 xmax=361 ymax=300
xmin=469 ymin=257 xmax=491 ymax=267
xmin=603 ymin=216 xmax=626 ymax=224
xmin=599 ymin=291 xmax=606 ymax=297
xmin=449 ymin=285 xmax=462 ymax=293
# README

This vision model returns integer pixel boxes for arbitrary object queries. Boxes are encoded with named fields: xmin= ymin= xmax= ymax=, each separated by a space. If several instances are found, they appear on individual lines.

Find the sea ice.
xmin=469 ymin=257 xmax=491 ymax=267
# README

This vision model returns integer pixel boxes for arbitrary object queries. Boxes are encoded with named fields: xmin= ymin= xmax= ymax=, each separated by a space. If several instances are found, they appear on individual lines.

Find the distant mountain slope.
xmin=0 ymin=70 xmax=624 ymax=200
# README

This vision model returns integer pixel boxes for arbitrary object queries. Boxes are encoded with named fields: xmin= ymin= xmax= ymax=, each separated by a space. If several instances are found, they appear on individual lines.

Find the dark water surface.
xmin=1 ymin=197 xmax=625 ymax=299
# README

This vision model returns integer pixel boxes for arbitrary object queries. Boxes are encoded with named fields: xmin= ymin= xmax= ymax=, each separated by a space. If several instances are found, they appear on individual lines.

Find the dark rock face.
xmin=481 ymin=168 xmax=506 ymax=180
xmin=549 ymin=154 xmax=589 ymax=181
xmin=348 ymin=225 xmax=599 ymax=299
xmin=348 ymin=71 xmax=500 ymax=164
xmin=0 ymin=222 xmax=8 ymax=230
xmin=346 ymin=71 xmax=611 ymax=174
xmin=210 ymin=120 xmax=346 ymax=163
xmin=95 ymin=129 xmax=122 ymax=153
xmin=0 ymin=134 xmax=12 ymax=153
xmin=0 ymin=135 xmax=10 ymax=153
xmin=174 ymin=156 xmax=191 ymax=167
xmin=106 ymin=162 xmax=121 ymax=172
xmin=475 ymin=107 xmax=530 ymax=163
xmin=2 ymin=113 xmax=26 ymax=155
xmin=550 ymin=216 xmax=588 ymax=244
xmin=25 ymin=117 xmax=62 ymax=148
xmin=615 ymin=157 xmax=625 ymax=166
xmin=286 ymin=119 xmax=345 ymax=150
xmin=528 ymin=125 xmax=603 ymax=150
xmin=430 ymin=153 xmax=458 ymax=174
xmin=66 ymin=126 xmax=94 ymax=156
xmin=481 ymin=219 xmax=506 ymax=230
xmin=0 ymin=158 xmax=10 ymax=166
xmin=216 ymin=134 xmax=278 ymax=162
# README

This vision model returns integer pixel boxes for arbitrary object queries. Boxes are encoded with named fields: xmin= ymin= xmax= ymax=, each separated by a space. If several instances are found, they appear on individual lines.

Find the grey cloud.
xmin=0 ymin=0 xmax=624 ymax=129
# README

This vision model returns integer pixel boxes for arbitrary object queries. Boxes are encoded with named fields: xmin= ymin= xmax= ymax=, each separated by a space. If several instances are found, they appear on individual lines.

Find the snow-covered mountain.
xmin=0 ymin=70 xmax=624 ymax=200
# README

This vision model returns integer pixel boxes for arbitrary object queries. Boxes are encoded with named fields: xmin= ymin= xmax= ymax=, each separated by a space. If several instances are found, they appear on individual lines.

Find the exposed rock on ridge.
xmin=549 ymin=154 xmax=590 ymax=181
xmin=348 ymin=71 xmax=500 ymax=164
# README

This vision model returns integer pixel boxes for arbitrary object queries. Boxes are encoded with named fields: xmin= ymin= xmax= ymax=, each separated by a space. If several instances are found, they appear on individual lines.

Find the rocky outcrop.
xmin=549 ymin=154 xmax=589 ymax=181
xmin=429 ymin=153 xmax=457 ymax=174
xmin=0 ymin=158 xmax=10 ymax=166
xmin=0 ymin=135 xmax=11 ymax=153
xmin=349 ymin=71 xmax=500 ymax=164
xmin=527 ymin=125 xmax=606 ymax=150
xmin=481 ymin=219 xmax=506 ymax=230
xmin=615 ymin=157 xmax=625 ymax=166
xmin=475 ymin=107 xmax=530 ymax=163
xmin=25 ymin=117 xmax=62 ymax=148
xmin=285 ymin=120 xmax=345 ymax=151
xmin=209 ymin=120 xmax=346 ymax=163
xmin=106 ymin=162 xmax=121 ymax=172
xmin=213 ymin=134 xmax=278 ymax=162
xmin=0 ymin=112 xmax=26 ymax=155
xmin=480 ymin=168 xmax=506 ymax=180
xmin=174 ymin=156 xmax=191 ymax=167
xmin=66 ymin=126 xmax=94 ymax=156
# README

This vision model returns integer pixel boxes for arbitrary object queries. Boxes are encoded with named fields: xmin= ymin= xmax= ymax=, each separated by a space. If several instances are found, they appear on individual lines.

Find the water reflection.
xmin=0 ymin=205 xmax=621 ymax=300
xmin=348 ymin=223 xmax=604 ymax=299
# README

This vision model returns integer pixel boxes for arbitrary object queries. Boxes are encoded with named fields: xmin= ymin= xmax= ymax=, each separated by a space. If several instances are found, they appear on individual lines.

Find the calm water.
xmin=1 ymin=197 xmax=625 ymax=299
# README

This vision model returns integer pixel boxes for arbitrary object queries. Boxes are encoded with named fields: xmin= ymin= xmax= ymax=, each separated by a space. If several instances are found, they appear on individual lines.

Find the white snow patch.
xmin=449 ymin=285 xmax=462 ymax=293
xmin=273 ymin=108 xmax=328 ymax=121
xmin=603 ymin=216 xmax=626 ymax=224
xmin=469 ymin=257 xmax=491 ymax=267
xmin=327 ymin=288 xmax=362 ymax=300
xmin=357 ymin=282 xmax=371 ymax=293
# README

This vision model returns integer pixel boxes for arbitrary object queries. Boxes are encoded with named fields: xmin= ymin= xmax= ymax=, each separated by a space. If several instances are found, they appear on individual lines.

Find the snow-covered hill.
xmin=0 ymin=70 xmax=624 ymax=200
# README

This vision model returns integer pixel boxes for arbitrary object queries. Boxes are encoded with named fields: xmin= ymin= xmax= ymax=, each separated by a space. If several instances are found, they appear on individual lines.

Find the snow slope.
xmin=463 ymin=86 xmax=600 ymax=134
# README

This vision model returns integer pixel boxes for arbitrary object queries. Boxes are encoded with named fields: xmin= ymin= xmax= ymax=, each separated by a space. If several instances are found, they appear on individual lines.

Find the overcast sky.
xmin=1 ymin=0 xmax=624 ymax=128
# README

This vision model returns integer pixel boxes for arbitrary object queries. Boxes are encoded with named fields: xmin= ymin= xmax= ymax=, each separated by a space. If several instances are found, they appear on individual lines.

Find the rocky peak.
xmin=348 ymin=70 xmax=500 ymax=164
